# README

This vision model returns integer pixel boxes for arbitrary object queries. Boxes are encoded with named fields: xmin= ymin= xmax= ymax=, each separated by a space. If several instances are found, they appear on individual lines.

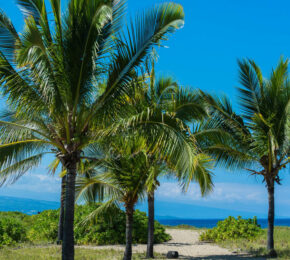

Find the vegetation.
xmin=130 ymin=60 xmax=213 ymax=258
xmin=0 ymin=247 xmax=165 ymax=260
xmin=0 ymin=0 xmax=289 ymax=259
xmin=197 ymin=59 xmax=290 ymax=256
xmin=75 ymin=136 xmax=179 ymax=259
xmin=162 ymin=225 xmax=203 ymax=230
xmin=200 ymin=216 xmax=262 ymax=242
xmin=0 ymin=0 xmax=191 ymax=259
xmin=74 ymin=61 xmax=214 ymax=259
xmin=0 ymin=205 xmax=170 ymax=246
xmin=0 ymin=215 xmax=27 ymax=246
xmin=217 ymin=227 xmax=290 ymax=259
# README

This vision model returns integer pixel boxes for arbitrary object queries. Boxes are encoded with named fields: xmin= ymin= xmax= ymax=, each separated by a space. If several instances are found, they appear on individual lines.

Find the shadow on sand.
xmin=168 ymin=254 xmax=266 ymax=260
xmin=163 ymin=242 xmax=193 ymax=246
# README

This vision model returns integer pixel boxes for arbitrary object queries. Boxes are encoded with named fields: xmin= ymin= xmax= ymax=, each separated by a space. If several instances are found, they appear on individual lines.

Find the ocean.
xmin=157 ymin=218 xmax=290 ymax=229
xmin=1 ymin=196 xmax=290 ymax=228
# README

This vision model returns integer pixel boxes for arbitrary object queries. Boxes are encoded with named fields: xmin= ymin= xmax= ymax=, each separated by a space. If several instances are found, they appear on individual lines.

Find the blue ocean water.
xmin=0 ymin=196 xmax=59 ymax=215
xmin=158 ymin=218 xmax=290 ymax=229
xmin=1 ymin=196 xmax=289 ymax=228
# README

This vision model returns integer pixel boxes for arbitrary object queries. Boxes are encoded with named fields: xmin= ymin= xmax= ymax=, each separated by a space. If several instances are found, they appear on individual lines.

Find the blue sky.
xmin=0 ymin=0 xmax=289 ymax=218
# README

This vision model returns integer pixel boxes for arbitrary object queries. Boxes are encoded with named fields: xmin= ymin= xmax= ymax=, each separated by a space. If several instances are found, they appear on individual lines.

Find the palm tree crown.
xmin=0 ymin=1 xmax=185 ymax=259
xmin=197 ymin=58 xmax=289 ymax=256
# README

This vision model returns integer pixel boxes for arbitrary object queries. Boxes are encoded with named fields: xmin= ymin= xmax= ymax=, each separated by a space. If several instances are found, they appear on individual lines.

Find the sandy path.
xmin=78 ymin=229 xmax=266 ymax=259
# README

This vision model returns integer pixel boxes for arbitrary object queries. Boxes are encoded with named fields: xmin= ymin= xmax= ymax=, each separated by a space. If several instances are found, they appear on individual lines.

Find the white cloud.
xmin=156 ymin=182 xmax=290 ymax=206
xmin=0 ymin=171 xmax=61 ymax=201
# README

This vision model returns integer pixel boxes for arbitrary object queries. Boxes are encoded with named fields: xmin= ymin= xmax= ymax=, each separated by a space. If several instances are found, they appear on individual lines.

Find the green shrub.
xmin=200 ymin=216 xmax=262 ymax=242
xmin=26 ymin=204 xmax=170 ymax=245
xmin=0 ymin=217 xmax=27 ymax=246
xmin=132 ymin=210 xmax=171 ymax=244
xmin=27 ymin=210 xmax=59 ymax=242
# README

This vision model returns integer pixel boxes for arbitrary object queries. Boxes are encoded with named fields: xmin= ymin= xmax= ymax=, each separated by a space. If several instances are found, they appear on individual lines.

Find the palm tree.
xmin=76 ymin=136 xmax=154 ymax=260
xmin=49 ymin=160 xmax=66 ymax=244
xmin=0 ymin=1 xmax=185 ymax=259
xmin=76 ymin=67 xmax=213 ymax=259
xmin=144 ymin=154 xmax=212 ymax=258
xmin=133 ymin=62 xmax=213 ymax=258
xmin=198 ymin=59 xmax=290 ymax=257
xmin=57 ymin=175 xmax=66 ymax=243
xmin=76 ymin=127 xmax=211 ymax=260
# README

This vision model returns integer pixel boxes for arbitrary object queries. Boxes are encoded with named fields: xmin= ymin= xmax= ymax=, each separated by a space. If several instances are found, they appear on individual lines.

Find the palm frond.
xmin=0 ymin=10 xmax=20 ymax=61
xmin=178 ymin=152 xmax=214 ymax=196
xmin=48 ymin=158 xmax=61 ymax=176
xmin=171 ymin=88 xmax=207 ymax=123
xmin=78 ymin=197 xmax=120 ymax=226
xmin=98 ymin=2 xmax=185 ymax=113
xmin=237 ymin=59 xmax=263 ymax=120
xmin=16 ymin=0 xmax=45 ymax=23
xmin=0 ymin=140 xmax=50 ymax=171
xmin=0 ymin=152 xmax=45 ymax=186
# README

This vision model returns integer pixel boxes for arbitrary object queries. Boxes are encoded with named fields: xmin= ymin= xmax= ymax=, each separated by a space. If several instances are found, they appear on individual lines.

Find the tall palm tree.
xmin=49 ymin=160 xmax=66 ymax=244
xmin=0 ymin=1 xmax=185 ymax=259
xmin=133 ymin=62 xmax=213 ymax=258
xmin=77 ymin=67 xmax=213 ymax=259
xmin=144 ymin=153 xmax=212 ymax=258
xmin=76 ymin=127 xmax=211 ymax=260
xmin=58 ymin=175 xmax=66 ymax=243
xmin=197 ymin=59 xmax=290 ymax=257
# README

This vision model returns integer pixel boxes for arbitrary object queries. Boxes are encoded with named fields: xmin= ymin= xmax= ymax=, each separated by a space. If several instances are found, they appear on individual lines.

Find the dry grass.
xmin=0 ymin=245 xmax=166 ymax=260
xmin=216 ymin=227 xmax=290 ymax=259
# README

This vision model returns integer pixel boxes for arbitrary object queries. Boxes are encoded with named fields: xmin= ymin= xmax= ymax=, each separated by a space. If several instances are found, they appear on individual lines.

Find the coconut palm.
xmin=58 ymin=176 xmax=66 ymax=243
xmin=48 ymin=160 xmax=66 ymax=244
xmin=133 ymin=62 xmax=213 ymax=258
xmin=144 ymin=153 xmax=212 ymax=258
xmin=76 ymin=136 xmax=154 ymax=260
xmin=76 ymin=129 xmax=212 ymax=260
xmin=0 ymin=1 xmax=185 ymax=259
xmin=76 ymin=68 xmax=213 ymax=259
xmin=197 ymin=59 xmax=290 ymax=257
xmin=76 ymin=134 xmax=212 ymax=260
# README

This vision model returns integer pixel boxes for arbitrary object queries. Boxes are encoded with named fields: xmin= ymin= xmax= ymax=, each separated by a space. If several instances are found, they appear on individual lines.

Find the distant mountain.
xmin=0 ymin=195 xmax=284 ymax=219
xmin=136 ymin=200 xmax=270 ymax=219
xmin=155 ymin=215 xmax=180 ymax=220
xmin=0 ymin=196 xmax=59 ymax=215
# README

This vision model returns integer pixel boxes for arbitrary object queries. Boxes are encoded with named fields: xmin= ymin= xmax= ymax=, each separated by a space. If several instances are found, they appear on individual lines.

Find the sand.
xmin=79 ymin=228 xmax=266 ymax=259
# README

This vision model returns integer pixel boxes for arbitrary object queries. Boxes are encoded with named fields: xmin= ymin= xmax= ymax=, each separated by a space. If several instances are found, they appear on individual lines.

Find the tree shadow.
xmin=170 ymin=254 xmax=266 ymax=260
xmin=163 ymin=242 xmax=193 ymax=246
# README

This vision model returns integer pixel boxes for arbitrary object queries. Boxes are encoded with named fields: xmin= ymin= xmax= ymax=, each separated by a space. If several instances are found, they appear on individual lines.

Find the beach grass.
xmin=0 ymin=246 xmax=166 ymax=260
xmin=216 ymin=226 xmax=290 ymax=259
xmin=163 ymin=224 xmax=204 ymax=230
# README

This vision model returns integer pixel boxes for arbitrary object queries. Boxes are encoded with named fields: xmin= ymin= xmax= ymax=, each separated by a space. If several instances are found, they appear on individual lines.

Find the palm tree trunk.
xmin=266 ymin=178 xmax=277 ymax=257
xmin=57 ymin=176 xmax=66 ymax=244
xmin=62 ymin=160 xmax=77 ymax=260
xmin=123 ymin=203 xmax=134 ymax=260
xmin=146 ymin=190 xmax=155 ymax=259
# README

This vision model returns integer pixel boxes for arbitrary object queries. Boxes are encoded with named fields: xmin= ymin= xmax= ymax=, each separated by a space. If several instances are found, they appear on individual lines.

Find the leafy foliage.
xmin=26 ymin=210 xmax=59 ymax=242
xmin=196 ymin=57 xmax=289 ymax=254
xmin=200 ymin=216 xmax=262 ymax=242
xmin=74 ymin=205 xmax=170 ymax=245
xmin=0 ymin=0 xmax=187 ymax=187
xmin=1 ymin=205 xmax=170 ymax=245
xmin=0 ymin=215 xmax=27 ymax=246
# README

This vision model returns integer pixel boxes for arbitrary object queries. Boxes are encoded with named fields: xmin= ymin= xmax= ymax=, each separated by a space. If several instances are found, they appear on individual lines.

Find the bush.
xmin=200 ymin=216 xmax=262 ymax=242
xmin=27 ymin=210 xmax=59 ymax=242
xmin=0 ymin=217 xmax=27 ymax=246
xmin=132 ymin=210 xmax=171 ymax=244
xmin=26 ymin=204 xmax=170 ymax=245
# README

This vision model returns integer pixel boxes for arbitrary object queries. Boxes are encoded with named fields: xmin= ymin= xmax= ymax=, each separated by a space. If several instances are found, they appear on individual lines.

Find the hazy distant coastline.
xmin=1 ymin=195 xmax=289 ymax=229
